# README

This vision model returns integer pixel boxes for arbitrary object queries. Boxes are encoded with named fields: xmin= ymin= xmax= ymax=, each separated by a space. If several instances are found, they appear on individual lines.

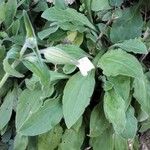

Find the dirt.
xmin=140 ymin=129 xmax=150 ymax=150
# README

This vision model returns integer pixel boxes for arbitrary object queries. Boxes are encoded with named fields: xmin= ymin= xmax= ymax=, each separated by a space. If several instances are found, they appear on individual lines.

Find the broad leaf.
xmin=56 ymin=44 xmax=88 ymax=60
xmin=109 ymin=0 xmax=123 ymax=6
xmin=3 ymin=59 xmax=24 ymax=78
xmin=3 ymin=46 xmax=24 ymax=78
xmin=112 ymin=39 xmax=148 ymax=54
xmin=0 ymin=2 xmax=5 ymax=24
xmin=110 ymin=7 xmax=143 ymax=43
xmin=91 ymin=0 xmax=111 ymax=11
xmin=38 ymin=26 xmax=59 ymax=40
xmin=121 ymin=106 xmax=138 ymax=139
xmin=133 ymin=75 xmax=150 ymax=115
xmin=38 ymin=125 xmax=63 ymax=150
xmin=16 ymin=89 xmax=43 ymax=131
xmin=42 ymin=7 xmax=95 ymax=30
xmin=19 ymin=97 xmax=63 ymax=136
xmin=90 ymin=128 xmax=114 ymax=150
xmin=108 ymin=76 xmax=131 ymax=109
xmin=98 ymin=49 xmax=143 ymax=78
xmin=89 ymin=103 xmax=110 ymax=137
xmin=14 ymin=134 xmax=28 ymax=150
xmin=114 ymin=134 xmax=128 ymax=150
xmin=139 ymin=118 xmax=150 ymax=132
xmin=4 ymin=0 xmax=17 ymax=27
xmin=0 ymin=90 xmax=15 ymax=130
xmin=104 ymin=88 xmax=126 ymax=134
xmin=23 ymin=57 xmax=50 ymax=87
xmin=58 ymin=125 xmax=85 ymax=150
xmin=63 ymin=71 xmax=95 ymax=128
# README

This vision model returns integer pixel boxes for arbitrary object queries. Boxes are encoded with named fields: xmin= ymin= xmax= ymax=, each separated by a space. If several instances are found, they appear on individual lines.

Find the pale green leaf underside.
xmin=112 ymin=39 xmax=148 ymax=54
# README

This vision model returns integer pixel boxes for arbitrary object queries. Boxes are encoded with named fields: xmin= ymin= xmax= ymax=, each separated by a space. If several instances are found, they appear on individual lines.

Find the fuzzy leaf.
xmin=42 ymin=7 xmax=95 ymax=30
xmin=0 ymin=90 xmax=15 ymax=130
xmin=58 ymin=125 xmax=85 ymax=150
xmin=112 ymin=39 xmax=148 ymax=54
xmin=63 ymin=71 xmax=95 ymax=128
xmin=110 ymin=7 xmax=143 ymax=43
xmin=89 ymin=103 xmax=110 ymax=137
xmin=90 ymin=128 xmax=114 ymax=150
xmin=133 ymin=75 xmax=150 ymax=115
xmin=19 ymin=98 xmax=63 ymax=136
xmin=38 ymin=125 xmax=63 ymax=150
xmin=98 ymin=49 xmax=143 ymax=78
xmin=104 ymin=88 xmax=126 ymax=134
xmin=91 ymin=0 xmax=111 ymax=11
xmin=121 ymin=106 xmax=138 ymax=139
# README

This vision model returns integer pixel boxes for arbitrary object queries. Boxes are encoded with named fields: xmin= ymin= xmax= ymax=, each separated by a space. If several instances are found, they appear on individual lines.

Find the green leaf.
xmin=58 ymin=22 xmax=86 ymax=32
xmin=0 ymin=90 xmax=15 ymax=130
xmin=98 ymin=49 xmax=143 ymax=78
xmin=10 ymin=19 xmax=20 ymax=36
xmin=19 ymin=97 xmax=63 ymax=136
xmin=16 ymin=89 xmax=43 ymax=131
xmin=104 ymin=88 xmax=126 ymax=134
xmin=108 ymin=76 xmax=131 ymax=109
xmin=114 ymin=134 xmax=128 ymax=150
xmin=133 ymin=75 xmax=150 ymax=115
xmin=33 ymin=0 xmax=48 ymax=12
xmin=84 ymin=0 xmax=93 ymax=22
xmin=3 ymin=46 xmax=24 ymax=78
xmin=0 ymin=45 xmax=6 ymax=61
xmin=139 ymin=118 xmax=150 ymax=132
xmin=4 ymin=0 xmax=17 ymax=27
xmin=110 ymin=7 xmax=143 ymax=43
xmin=121 ymin=106 xmax=138 ymax=139
xmin=38 ymin=26 xmax=59 ymax=40
xmin=90 ymin=128 xmax=114 ymax=150
xmin=14 ymin=133 xmax=28 ymax=150
xmin=91 ymin=0 xmax=111 ymax=11
xmin=0 ymin=2 xmax=6 ymax=24
xmin=23 ymin=57 xmax=50 ymax=87
xmin=23 ymin=11 xmax=35 ymax=38
xmin=63 ymin=65 xmax=76 ymax=74
xmin=49 ymin=71 xmax=69 ymax=82
xmin=3 ymin=59 xmax=24 ymax=78
xmin=109 ymin=0 xmax=123 ymax=7
xmin=42 ymin=7 xmax=95 ymax=30
xmin=63 ymin=71 xmax=95 ymax=128
xmin=38 ymin=125 xmax=63 ymax=150
xmin=112 ymin=39 xmax=148 ymax=54
xmin=58 ymin=125 xmax=85 ymax=150
xmin=56 ymin=44 xmax=88 ymax=60
xmin=55 ymin=0 xmax=66 ymax=9
xmin=89 ymin=103 xmax=110 ymax=137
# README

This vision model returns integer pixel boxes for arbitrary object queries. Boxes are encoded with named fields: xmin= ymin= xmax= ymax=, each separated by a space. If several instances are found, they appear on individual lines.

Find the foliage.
xmin=0 ymin=0 xmax=150 ymax=149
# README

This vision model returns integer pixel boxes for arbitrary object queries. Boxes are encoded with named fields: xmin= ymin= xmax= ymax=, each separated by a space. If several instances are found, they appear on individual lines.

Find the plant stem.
xmin=0 ymin=73 xmax=9 ymax=89
xmin=0 ymin=44 xmax=27 ymax=89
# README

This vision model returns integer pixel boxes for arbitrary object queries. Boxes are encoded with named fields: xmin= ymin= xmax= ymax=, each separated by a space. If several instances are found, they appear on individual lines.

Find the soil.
xmin=140 ymin=129 xmax=150 ymax=150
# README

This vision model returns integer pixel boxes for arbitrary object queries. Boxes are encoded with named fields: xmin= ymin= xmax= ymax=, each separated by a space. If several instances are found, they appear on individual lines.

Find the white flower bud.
xmin=42 ymin=47 xmax=95 ymax=76
xmin=43 ymin=47 xmax=78 ymax=65
xmin=77 ymin=57 xmax=95 ymax=76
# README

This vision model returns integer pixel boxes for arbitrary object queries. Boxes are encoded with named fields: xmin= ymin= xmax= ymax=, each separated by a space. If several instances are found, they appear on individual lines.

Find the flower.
xmin=42 ymin=47 xmax=95 ymax=76
xmin=77 ymin=57 xmax=95 ymax=76
xmin=47 ymin=0 xmax=75 ymax=5
xmin=42 ymin=47 xmax=78 ymax=65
